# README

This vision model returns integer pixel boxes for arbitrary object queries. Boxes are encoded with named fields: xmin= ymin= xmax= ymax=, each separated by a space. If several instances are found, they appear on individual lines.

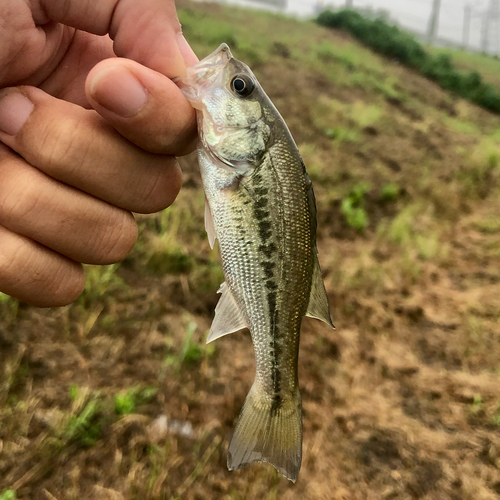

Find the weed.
xmin=69 ymin=384 xmax=80 ymax=402
xmin=458 ymin=139 xmax=500 ymax=199
xmin=0 ymin=292 xmax=10 ymax=304
xmin=351 ymin=101 xmax=383 ymax=129
xmin=180 ymin=320 xmax=204 ymax=366
xmin=114 ymin=387 xmax=158 ymax=416
xmin=341 ymin=183 xmax=371 ymax=231
xmin=0 ymin=293 xmax=19 ymax=324
xmin=63 ymin=387 xmax=107 ymax=448
xmin=146 ymin=248 xmax=193 ymax=275
xmin=380 ymin=183 xmax=400 ymax=202
xmin=444 ymin=117 xmax=480 ymax=136
xmin=79 ymin=264 xmax=124 ymax=306
xmin=470 ymin=394 xmax=484 ymax=415
xmin=0 ymin=491 xmax=17 ymax=500
xmin=492 ymin=405 xmax=500 ymax=427
xmin=65 ymin=398 xmax=103 ymax=447
xmin=324 ymin=126 xmax=359 ymax=143
xmin=114 ymin=392 xmax=135 ymax=416
xmin=163 ymin=318 xmax=214 ymax=373
xmin=473 ymin=215 xmax=500 ymax=234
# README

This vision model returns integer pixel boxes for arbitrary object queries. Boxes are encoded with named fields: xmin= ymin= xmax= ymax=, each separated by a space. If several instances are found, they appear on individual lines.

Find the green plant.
xmin=470 ymin=394 xmax=483 ymax=415
xmin=324 ymin=126 xmax=359 ymax=143
xmin=65 ymin=398 xmax=103 ymax=447
xmin=79 ymin=264 xmax=125 ymax=305
xmin=114 ymin=387 xmax=158 ymax=416
xmin=179 ymin=320 xmax=204 ymax=366
xmin=341 ymin=183 xmax=370 ymax=231
xmin=163 ymin=318 xmax=214 ymax=374
xmin=0 ymin=490 xmax=17 ymax=500
xmin=317 ymin=9 xmax=500 ymax=113
xmin=380 ymin=183 xmax=400 ymax=202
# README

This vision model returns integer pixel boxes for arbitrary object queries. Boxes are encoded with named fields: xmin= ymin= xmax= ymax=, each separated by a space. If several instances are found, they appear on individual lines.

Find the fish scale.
xmin=177 ymin=43 xmax=334 ymax=482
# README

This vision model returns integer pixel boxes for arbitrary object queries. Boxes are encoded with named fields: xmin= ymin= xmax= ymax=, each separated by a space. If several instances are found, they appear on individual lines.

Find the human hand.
xmin=0 ymin=0 xmax=198 ymax=307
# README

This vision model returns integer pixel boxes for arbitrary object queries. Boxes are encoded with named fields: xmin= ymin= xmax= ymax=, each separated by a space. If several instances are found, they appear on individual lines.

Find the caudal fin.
xmin=227 ymin=384 xmax=302 ymax=482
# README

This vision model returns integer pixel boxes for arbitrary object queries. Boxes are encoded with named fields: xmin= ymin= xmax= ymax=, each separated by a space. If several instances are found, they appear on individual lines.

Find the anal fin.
xmin=306 ymin=254 xmax=334 ymax=328
xmin=207 ymin=282 xmax=247 ymax=343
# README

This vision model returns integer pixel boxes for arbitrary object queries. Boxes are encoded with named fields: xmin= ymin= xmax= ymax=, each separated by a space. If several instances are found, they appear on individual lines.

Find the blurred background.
xmin=210 ymin=0 xmax=500 ymax=55
xmin=2 ymin=0 xmax=500 ymax=499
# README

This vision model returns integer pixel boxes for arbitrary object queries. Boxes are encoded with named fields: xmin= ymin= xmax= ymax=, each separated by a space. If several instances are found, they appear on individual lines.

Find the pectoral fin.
xmin=306 ymin=255 xmax=334 ymax=328
xmin=207 ymin=282 xmax=247 ymax=343
xmin=205 ymin=197 xmax=216 ymax=249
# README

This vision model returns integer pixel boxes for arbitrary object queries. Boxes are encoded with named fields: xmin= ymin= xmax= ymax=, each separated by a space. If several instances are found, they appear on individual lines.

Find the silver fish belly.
xmin=177 ymin=44 xmax=333 ymax=482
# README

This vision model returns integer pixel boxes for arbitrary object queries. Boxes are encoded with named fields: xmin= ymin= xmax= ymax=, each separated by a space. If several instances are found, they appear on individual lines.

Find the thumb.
xmin=86 ymin=58 xmax=197 ymax=155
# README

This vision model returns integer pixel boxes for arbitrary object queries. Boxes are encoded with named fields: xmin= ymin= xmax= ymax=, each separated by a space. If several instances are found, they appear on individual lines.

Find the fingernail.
xmin=0 ymin=92 xmax=34 ymax=135
xmin=177 ymin=33 xmax=199 ymax=67
xmin=90 ymin=69 xmax=148 ymax=117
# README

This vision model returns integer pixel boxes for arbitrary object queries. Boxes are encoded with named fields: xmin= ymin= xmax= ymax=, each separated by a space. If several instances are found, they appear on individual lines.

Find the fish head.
xmin=176 ymin=44 xmax=274 ymax=172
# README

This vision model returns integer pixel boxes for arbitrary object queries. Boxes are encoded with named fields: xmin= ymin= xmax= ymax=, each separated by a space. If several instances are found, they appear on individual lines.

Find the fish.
xmin=176 ymin=44 xmax=334 ymax=482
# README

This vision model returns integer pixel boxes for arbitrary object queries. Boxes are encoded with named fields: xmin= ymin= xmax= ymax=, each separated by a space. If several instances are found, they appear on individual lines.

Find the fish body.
xmin=177 ymin=44 xmax=333 ymax=482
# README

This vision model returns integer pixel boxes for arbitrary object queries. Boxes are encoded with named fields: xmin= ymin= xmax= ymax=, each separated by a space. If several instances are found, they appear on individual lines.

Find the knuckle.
xmin=0 ymin=170 xmax=43 ymax=221
xmin=134 ymin=159 xmax=182 ymax=214
xmin=34 ymin=114 xmax=90 ymax=176
xmin=93 ymin=211 xmax=138 ymax=264
xmin=48 ymin=263 xmax=86 ymax=306
xmin=0 ymin=238 xmax=19 ymax=284
xmin=0 ymin=229 xmax=85 ymax=307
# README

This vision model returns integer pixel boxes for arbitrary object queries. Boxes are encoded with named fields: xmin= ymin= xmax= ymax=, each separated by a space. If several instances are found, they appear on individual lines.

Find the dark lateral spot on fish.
xmin=271 ymin=393 xmax=282 ymax=414
xmin=260 ymin=261 xmax=275 ymax=278
xmin=252 ymin=173 xmax=263 ymax=184
xmin=243 ymin=199 xmax=251 ymax=205
xmin=259 ymin=242 xmax=277 ymax=258
xmin=258 ymin=220 xmax=272 ymax=241
xmin=254 ymin=209 xmax=269 ymax=221
xmin=254 ymin=197 xmax=268 ymax=209
xmin=254 ymin=187 xmax=268 ymax=196
xmin=268 ymin=315 xmax=282 ymax=403
xmin=266 ymin=280 xmax=278 ymax=290
xmin=267 ymin=291 xmax=277 ymax=311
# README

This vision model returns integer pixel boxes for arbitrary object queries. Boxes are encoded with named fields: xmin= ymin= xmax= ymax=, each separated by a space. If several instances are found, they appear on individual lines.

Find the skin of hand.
xmin=0 ymin=0 xmax=199 ymax=307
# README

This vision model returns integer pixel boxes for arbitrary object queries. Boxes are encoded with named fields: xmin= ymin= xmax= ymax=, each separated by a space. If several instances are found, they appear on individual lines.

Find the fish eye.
xmin=230 ymin=74 xmax=255 ymax=97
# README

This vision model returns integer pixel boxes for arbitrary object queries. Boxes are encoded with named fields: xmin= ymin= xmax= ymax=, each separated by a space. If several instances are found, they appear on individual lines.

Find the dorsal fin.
xmin=207 ymin=282 xmax=247 ymax=343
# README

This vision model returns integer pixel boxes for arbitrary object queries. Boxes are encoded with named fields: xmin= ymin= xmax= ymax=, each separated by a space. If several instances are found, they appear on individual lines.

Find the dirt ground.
xmin=2 ymin=3 xmax=500 ymax=499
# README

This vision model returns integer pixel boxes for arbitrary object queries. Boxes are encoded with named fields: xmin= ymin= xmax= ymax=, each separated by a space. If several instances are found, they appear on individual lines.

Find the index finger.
xmin=35 ymin=0 xmax=197 ymax=77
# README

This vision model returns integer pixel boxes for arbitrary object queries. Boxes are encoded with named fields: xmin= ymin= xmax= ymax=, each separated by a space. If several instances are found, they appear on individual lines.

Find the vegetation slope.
xmin=2 ymin=2 xmax=500 ymax=499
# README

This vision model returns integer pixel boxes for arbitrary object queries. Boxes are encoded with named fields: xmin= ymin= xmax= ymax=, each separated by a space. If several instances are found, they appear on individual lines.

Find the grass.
xmin=162 ymin=317 xmax=215 ymax=374
xmin=4 ymin=0 xmax=500 ymax=498
xmin=317 ymin=9 xmax=500 ymax=113
xmin=341 ymin=183 xmax=371 ymax=231
xmin=380 ymin=183 xmax=400 ymax=202
xmin=0 ymin=491 xmax=17 ymax=500
xmin=115 ymin=387 xmax=158 ymax=416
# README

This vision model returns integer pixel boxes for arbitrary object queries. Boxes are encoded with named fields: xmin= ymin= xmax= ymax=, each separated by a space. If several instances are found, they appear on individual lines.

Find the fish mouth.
xmin=175 ymin=43 xmax=233 ymax=105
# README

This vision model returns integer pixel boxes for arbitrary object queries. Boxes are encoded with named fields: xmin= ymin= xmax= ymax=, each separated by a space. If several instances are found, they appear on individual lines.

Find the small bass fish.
xmin=177 ymin=44 xmax=333 ymax=482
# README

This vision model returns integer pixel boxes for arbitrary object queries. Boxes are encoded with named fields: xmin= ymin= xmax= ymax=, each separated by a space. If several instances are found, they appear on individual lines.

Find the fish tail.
xmin=227 ymin=384 xmax=302 ymax=482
